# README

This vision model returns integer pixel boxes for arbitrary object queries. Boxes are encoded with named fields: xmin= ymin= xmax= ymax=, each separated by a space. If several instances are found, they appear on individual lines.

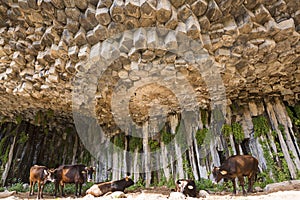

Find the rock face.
xmin=0 ymin=0 xmax=299 ymax=128
xmin=0 ymin=0 xmax=300 ymax=187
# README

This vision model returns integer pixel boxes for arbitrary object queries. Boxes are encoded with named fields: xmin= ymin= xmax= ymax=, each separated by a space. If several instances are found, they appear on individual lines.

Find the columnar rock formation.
xmin=0 ymin=0 xmax=300 ymax=186
xmin=0 ymin=0 xmax=299 ymax=126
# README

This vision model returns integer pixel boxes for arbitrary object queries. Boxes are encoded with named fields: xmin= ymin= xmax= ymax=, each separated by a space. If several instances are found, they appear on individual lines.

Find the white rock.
xmin=135 ymin=193 xmax=166 ymax=200
xmin=2 ymin=197 xmax=19 ymax=200
xmin=82 ymin=194 xmax=95 ymax=199
xmin=22 ymin=183 xmax=29 ymax=190
xmin=198 ymin=190 xmax=209 ymax=198
xmin=0 ymin=190 xmax=16 ymax=199
xmin=168 ymin=192 xmax=186 ymax=200
xmin=255 ymin=186 xmax=263 ymax=192
xmin=107 ymin=191 xmax=126 ymax=198
xmin=264 ymin=180 xmax=300 ymax=193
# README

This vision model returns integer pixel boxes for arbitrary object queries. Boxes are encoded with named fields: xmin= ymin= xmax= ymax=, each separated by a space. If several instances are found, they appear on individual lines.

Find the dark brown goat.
xmin=212 ymin=155 xmax=259 ymax=195
xmin=50 ymin=164 xmax=94 ymax=197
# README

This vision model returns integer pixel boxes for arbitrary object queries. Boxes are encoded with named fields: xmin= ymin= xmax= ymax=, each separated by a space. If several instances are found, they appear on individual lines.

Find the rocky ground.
xmin=3 ymin=181 xmax=300 ymax=200
xmin=3 ymin=190 xmax=300 ymax=200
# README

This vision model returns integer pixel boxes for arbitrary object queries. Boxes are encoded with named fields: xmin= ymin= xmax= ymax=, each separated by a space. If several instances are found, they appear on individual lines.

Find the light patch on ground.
xmin=8 ymin=190 xmax=300 ymax=200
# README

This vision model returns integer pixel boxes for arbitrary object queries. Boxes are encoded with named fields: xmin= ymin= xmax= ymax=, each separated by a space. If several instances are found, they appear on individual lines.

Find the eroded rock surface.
xmin=0 ymin=0 xmax=299 ymax=131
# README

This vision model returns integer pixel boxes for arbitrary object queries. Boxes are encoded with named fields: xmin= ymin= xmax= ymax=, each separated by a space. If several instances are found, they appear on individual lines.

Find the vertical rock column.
xmin=265 ymin=99 xmax=297 ymax=179
xmin=143 ymin=121 xmax=151 ymax=187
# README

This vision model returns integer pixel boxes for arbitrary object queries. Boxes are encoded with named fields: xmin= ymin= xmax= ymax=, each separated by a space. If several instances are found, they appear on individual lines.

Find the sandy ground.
xmin=3 ymin=188 xmax=300 ymax=200
xmin=127 ymin=190 xmax=300 ymax=200
xmin=206 ymin=191 xmax=300 ymax=200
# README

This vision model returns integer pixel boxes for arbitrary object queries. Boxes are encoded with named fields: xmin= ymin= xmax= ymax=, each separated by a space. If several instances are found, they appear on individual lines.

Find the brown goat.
xmin=29 ymin=165 xmax=54 ymax=199
xmin=212 ymin=155 xmax=259 ymax=195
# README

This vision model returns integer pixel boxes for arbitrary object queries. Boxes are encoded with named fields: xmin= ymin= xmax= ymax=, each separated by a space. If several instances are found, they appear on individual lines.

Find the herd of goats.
xmin=29 ymin=154 xmax=259 ymax=199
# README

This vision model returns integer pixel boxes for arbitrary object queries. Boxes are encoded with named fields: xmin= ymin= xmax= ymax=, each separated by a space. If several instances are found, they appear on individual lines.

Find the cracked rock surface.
xmin=0 ymin=0 xmax=299 ymax=131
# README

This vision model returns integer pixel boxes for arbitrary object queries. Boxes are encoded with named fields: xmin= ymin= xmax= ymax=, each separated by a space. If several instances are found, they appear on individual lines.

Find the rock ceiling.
xmin=0 ymin=0 xmax=299 ymax=129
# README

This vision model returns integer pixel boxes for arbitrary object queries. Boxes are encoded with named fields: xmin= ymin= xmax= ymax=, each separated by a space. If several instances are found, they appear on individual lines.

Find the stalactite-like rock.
xmin=74 ymin=27 xmax=87 ymax=46
xmin=125 ymin=0 xmax=141 ymax=18
xmin=143 ymin=122 xmax=151 ymax=187
xmin=96 ymin=7 xmax=111 ymax=25
xmin=265 ymin=100 xmax=297 ymax=179
xmin=160 ymin=141 xmax=171 ymax=181
xmin=156 ymin=0 xmax=172 ymax=23
xmin=206 ymin=0 xmax=222 ymax=22
xmin=185 ymin=15 xmax=201 ymax=39
xmin=140 ymin=0 xmax=156 ymax=19
xmin=65 ymin=60 xmax=75 ymax=74
xmin=273 ymin=98 xmax=300 ymax=169
xmin=169 ymin=0 xmax=185 ymax=9
xmin=65 ymin=7 xmax=81 ymax=21
xmin=165 ymin=6 xmax=178 ymax=29
xmin=132 ymin=148 xmax=140 ymax=183
xmin=110 ymin=0 xmax=125 ymax=23
xmin=191 ymin=0 xmax=207 ymax=17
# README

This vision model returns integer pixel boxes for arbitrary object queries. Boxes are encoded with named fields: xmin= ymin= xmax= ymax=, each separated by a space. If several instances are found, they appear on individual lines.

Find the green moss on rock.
xmin=231 ymin=122 xmax=244 ymax=143
xmin=253 ymin=116 xmax=270 ymax=138
xmin=195 ymin=128 xmax=208 ymax=146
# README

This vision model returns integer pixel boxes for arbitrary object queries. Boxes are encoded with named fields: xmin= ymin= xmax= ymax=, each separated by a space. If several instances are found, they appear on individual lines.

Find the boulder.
xmin=168 ymin=192 xmax=186 ymax=200
xmin=198 ymin=190 xmax=209 ymax=198
xmin=264 ymin=180 xmax=300 ymax=193
xmin=0 ymin=191 xmax=16 ymax=198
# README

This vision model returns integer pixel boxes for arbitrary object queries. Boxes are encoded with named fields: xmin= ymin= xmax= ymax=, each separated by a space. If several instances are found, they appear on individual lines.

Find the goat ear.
xmin=81 ymin=170 xmax=87 ymax=174
xmin=220 ymin=170 xmax=227 ymax=175
xmin=213 ymin=167 xmax=219 ymax=171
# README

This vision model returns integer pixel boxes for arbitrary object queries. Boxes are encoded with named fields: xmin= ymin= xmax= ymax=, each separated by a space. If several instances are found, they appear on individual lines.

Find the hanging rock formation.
xmin=0 ymin=0 xmax=300 ymax=186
